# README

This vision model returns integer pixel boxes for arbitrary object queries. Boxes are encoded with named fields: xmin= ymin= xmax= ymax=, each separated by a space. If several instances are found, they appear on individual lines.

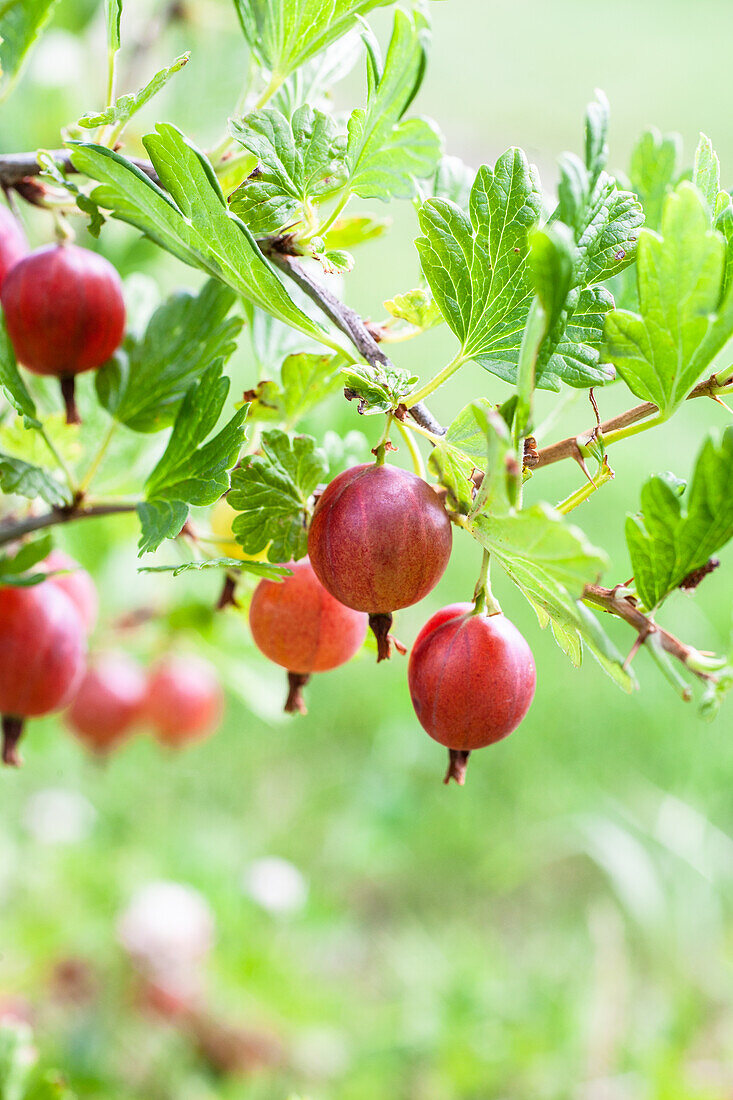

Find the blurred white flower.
xmin=29 ymin=31 xmax=86 ymax=88
xmin=117 ymin=881 xmax=215 ymax=979
xmin=242 ymin=857 xmax=308 ymax=915
xmin=23 ymin=788 xmax=96 ymax=845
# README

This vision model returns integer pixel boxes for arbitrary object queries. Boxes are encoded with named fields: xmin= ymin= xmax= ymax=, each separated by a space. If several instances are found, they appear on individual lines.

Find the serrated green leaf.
xmin=244 ymin=352 xmax=342 ymax=425
xmin=69 ymin=129 xmax=328 ymax=344
xmin=341 ymin=361 xmax=417 ymax=415
xmin=626 ymin=426 xmax=733 ymax=610
xmin=36 ymin=150 xmax=106 ymax=236
xmin=0 ymin=317 xmax=39 ymax=426
xmin=0 ymin=532 xmax=54 ymax=586
xmin=324 ymin=213 xmax=389 ymax=249
xmin=228 ymin=429 xmax=326 ymax=562
xmin=0 ymin=451 xmax=68 ymax=507
xmin=471 ymin=505 xmax=630 ymax=689
xmin=137 ymin=500 xmax=189 ymax=556
xmin=428 ymin=399 xmax=510 ymax=515
xmin=140 ymin=366 xmax=247 ymax=553
xmin=692 ymin=132 xmax=720 ymax=216
xmin=145 ymin=367 xmax=247 ymax=505
xmin=96 ymin=279 xmax=242 ymax=432
xmin=229 ymin=104 xmax=347 ymax=236
xmin=416 ymin=148 xmax=544 ymax=385
xmin=139 ymin=558 xmax=290 ymax=581
xmin=346 ymin=9 xmax=441 ymax=201
xmin=604 ymin=182 xmax=733 ymax=417
xmin=384 ymin=286 xmax=442 ymax=329
xmin=0 ymin=0 xmax=59 ymax=101
xmin=231 ymin=0 xmax=393 ymax=81
xmin=629 ymin=127 xmax=682 ymax=232
xmin=78 ymin=53 xmax=189 ymax=130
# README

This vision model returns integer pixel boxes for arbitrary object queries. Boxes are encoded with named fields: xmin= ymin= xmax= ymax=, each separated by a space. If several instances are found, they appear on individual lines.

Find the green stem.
xmin=39 ymin=427 xmax=77 ymax=500
xmin=601 ymin=412 xmax=667 ymax=448
xmin=253 ymin=72 xmax=284 ymax=111
xmin=374 ymin=413 xmax=394 ymax=466
xmin=407 ymin=351 xmax=467 ymax=406
xmin=77 ymin=419 xmax=118 ymax=495
xmin=312 ymin=190 xmax=352 ymax=241
xmin=472 ymin=549 xmax=501 ymax=615
xmin=396 ymin=418 xmax=426 ymax=479
xmin=398 ymin=418 xmax=443 ymax=446
xmin=554 ymin=460 xmax=614 ymax=515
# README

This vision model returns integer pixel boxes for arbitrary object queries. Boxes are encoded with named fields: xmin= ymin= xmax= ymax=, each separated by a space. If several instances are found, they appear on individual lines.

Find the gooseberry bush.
xmin=1 ymin=0 xmax=732 ymax=784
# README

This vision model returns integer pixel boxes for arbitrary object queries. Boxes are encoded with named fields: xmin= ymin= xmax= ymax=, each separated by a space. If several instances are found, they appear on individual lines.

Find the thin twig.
xmin=0 ymin=502 xmax=137 ymax=548
xmin=582 ymin=583 xmax=717 ymax=682
xmin=536 ymin=372 xmax=733 ymax=469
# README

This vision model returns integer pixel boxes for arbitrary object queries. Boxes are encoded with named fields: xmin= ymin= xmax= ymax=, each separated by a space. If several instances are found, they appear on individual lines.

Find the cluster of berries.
xmin=245 ymin=462 xmax=536 ymax=784
xmin=0 ymin=552 xmax=222 ymax=765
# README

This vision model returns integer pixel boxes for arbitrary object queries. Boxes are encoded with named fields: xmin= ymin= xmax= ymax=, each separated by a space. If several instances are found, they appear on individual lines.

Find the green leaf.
xmin=137 ymin=500 xmax=189 ymax=556
xmin=471 ymin=505 xmax=631 ymax=689
xmin=96 ymin=279 xmax=243 ymax=432
xmin=229 ymin=104 xmax=348 ymax=236
xmin=0 ymin=317 xmax=39 ymax=426
xmin=139 ymin=558 xmax=290 ymax=581
xmin=692 ymin=132 xmax=720 ymax=216
xmin=341 ymin=361 xmax=417 ymax=415
xmin=0 ymin=532 xmax=54 ymax=586
xmin=384 ymin=287 xmax=442 ymax=329
xmin=228 ymin=429 xmax=327 ymax=562
xmin=604 ymin=182 xmax=733 ymax=417
xmin=140 ymin=366 xmax=247 ymax=553
xmin=626 ymin=426 xmax=733 ymax=610
xmin=0 ymin=451 xmax=68 ymax=507
xmin=323 ymin=213 xmax=390 ymax=249
xmin=428 ymin=399 xmax=511 ymax=514
xmin=231 ymin=0 xmax=393 ymax=82
xmin=629 ymin=127 xmax=682 ymax=232
xmin=244 ymin=352 xmax=343 ymax=424
xmin=78 ymin=53 xmax=190 ymax=130
xmin=345 ymin=9 xmax=441 ymax=201
xmin=0 ymin=0 xmax=59 ymax=101
xmin=69 ymin=128 xmax=328 ymax=344
xmin=416 ymin=148 xmax=544 ymax=385
xmin=105 ymin=0 xmax=122 ymax=53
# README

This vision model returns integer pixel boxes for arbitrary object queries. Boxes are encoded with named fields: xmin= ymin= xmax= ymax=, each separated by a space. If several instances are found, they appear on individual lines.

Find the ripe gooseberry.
xmin=0 ymin=583 xmax=87 ymax=765
xmin=66 ymin=651 xmax=146 ymax=755
xmin=408 ymin=603 xmax=536 ymax=785
xmin=42 ymin=550 xmax=98 ymax=631
xmin=307 ymin=463 xmax=452 ymax=660
xmin=0 ymin=243 xmax=126 ymax=424
xmin=249 ymin=556 xmax=368 ymax=713
xmin=145 ymin=655 xmax=223 ymax=747
xmin=0 ymin=206 xmax=28 ymax=287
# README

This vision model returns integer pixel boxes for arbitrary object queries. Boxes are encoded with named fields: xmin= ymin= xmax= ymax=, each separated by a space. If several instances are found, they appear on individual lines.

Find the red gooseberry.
xmin=0 ymin=206 xmax=28 ymax=287
xmin=0 ymin=243 xmax=126 ymax=424
xmin=249 ymin=556 xmax=368 ymax=714
xmin=42 ymin=549 xmax=98 ymax=632
xmin=408 ymin=603 xmax=536 ymax=785
xmin=145 ymin=654 xmax=223 ymax=747
xmin=0 ymin=582 xmax=87 ymax=765
xmin=307 ymin=463 xmax=452 ymax=660
xmin=66 ymin=651 xmax=147 ymax=755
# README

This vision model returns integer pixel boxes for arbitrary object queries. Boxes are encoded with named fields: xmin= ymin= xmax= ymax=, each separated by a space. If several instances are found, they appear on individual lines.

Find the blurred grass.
xmin=1 ymin=1 xmax=732 ymax=1098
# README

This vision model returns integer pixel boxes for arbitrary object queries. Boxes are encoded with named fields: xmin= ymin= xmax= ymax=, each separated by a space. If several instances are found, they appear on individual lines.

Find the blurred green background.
xmin=1 ymin=1 xmax=732 ymax=1098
